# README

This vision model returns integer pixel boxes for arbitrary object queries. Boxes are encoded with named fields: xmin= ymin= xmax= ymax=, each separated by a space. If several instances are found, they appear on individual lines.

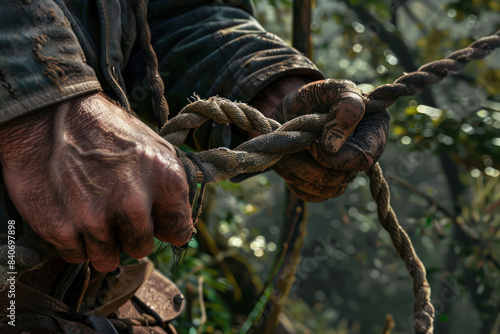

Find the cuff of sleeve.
xmin=149 ymin=5 xmax=324 ymax=112
xmin=0 ymin=81 xmax=102 ymax=124
xmin=229 ymin=53 xmax=325 ymax=103
xmin=209 ymin=24 xmax=325 ymax=102
xmin=0 ymin=0 xmax=102 ymax=124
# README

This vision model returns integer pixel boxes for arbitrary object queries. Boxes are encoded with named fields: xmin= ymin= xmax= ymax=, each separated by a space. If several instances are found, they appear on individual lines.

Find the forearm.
xmin=0 ymin=105 xmax=54 ymax=168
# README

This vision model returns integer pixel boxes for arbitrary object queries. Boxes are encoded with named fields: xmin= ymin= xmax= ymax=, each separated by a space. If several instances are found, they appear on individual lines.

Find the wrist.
xmin=249 ymin=76 xmax=307 ymax=121
xmin=0 ymin=105 xmax=56 ymax=165
xmin=0 ymin=93 xmax=98 ymax=166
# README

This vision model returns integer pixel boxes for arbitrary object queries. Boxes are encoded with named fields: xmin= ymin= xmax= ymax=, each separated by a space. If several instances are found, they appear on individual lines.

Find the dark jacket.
xmin=0 ymin=0 xmax=323 ymax=127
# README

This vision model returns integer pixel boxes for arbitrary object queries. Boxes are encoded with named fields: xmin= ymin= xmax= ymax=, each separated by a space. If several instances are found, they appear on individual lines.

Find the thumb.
xmin=321 ymin=91 xmax=365 ymax=153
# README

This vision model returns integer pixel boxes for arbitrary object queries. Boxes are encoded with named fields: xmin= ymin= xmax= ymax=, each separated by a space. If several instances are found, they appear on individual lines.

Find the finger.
xmin=309 ymin=110 xmax=390 ymax=171
xmin=288 ymin=184 xmax=348 ymax=203
xmin=113 ymin=210 xmax=155 ymax=260
xmin=277 ymin=79 xmax=364 ymax=154
xmin=276 ymin=166 xmax=353 ymax=199
xmin=152 ymin=202 xmax=193 ymax=247
xmin=276 ymin=79 xmax=362 ymax=121
xmin=274 ymin=155 xmax=356 ymax=201
xmin=151 ymin=160 xmax=194 ymax=247
xmin=56 ymin=241 xmax=87 ymax=264
xmin=321 ymin=92 xmax=365 ymax=154
xmin=81 ymin=217 xmax=120 ymax=272
xmin=106 ymin=183 xmax=155 ymax=259
xmin=32 ymin=223 xmax=87 ymax=264
xmin=274 ymin=152 xmax=357 ymax=186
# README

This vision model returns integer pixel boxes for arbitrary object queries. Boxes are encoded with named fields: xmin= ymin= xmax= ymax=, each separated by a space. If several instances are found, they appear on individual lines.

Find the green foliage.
xmin=155 ymin=245 xmax=234 ymax=333
xmin=155 ymin=177 xmax=278 ymax=333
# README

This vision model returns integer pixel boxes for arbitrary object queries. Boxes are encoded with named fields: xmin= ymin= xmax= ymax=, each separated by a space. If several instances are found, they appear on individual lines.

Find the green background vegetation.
xmin=154 ymin=1 xmax=500 ymax=333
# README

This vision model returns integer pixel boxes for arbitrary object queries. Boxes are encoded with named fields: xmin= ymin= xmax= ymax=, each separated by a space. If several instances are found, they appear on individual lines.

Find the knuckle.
xmin=336 ymin=92 xmax=365 ymax=124
xmin=151 ymin=154 xmax=187 ymax=189
xmin=324 ymin=78 xmax=357 ymax=91
xmin=120 ymin=199 xmax=150 ymax=219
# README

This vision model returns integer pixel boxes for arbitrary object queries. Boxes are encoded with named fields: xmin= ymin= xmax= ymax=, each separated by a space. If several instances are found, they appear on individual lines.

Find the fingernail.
xmin=322 ymin=127 xmax=347 ymax=153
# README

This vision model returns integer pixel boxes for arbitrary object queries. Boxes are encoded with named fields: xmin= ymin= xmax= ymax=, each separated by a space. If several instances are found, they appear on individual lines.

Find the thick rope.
xmin=364 ymin=30 xmax=500 ymax=114
xmin=161 ymin=97 xmax=320 ymax=183
xmin=161 ymin=99 xmax=433 ymax=334
xmin=132 ymin=0 xmax=170 ymax=125
xmin=160 ymin=97 xmax=281 ymax=144
xmin=366 ymin=164 xmax=434 ymax=334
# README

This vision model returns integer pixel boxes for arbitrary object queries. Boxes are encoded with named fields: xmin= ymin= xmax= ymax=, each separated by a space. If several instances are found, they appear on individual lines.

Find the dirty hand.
xmin=252 ymin=78 xmax=390 ymax=202
xmin=0 ymin=93 xmax=194 ymax=272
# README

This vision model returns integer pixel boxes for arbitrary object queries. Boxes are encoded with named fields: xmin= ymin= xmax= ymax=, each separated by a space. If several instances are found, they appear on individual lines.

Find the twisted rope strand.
xmin=364 ymin=30 xmax=500 ymax=113
xmin=366 ymin=163 xmax=434 ymax=334
xmin=132 ymin=0 xmax=170 ymax=125
xmin=160 ymin=97 xmax=281 ymax=146
xmin=163 ymin=98 xmax=324 ymax=183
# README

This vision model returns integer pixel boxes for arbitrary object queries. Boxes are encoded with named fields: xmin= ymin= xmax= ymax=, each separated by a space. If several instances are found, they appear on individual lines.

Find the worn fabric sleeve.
xmin=142 ymin=3 xmax=324 ymax=115
xmin=0 ymin=0 xmax=101 ymax=123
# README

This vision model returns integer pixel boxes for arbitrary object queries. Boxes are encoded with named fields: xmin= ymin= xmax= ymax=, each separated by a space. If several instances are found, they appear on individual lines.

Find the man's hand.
xmin=0 ymin=93 xmax=194 ymax=272
xmin=251 ymin=78 xmax=390 ymax=202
